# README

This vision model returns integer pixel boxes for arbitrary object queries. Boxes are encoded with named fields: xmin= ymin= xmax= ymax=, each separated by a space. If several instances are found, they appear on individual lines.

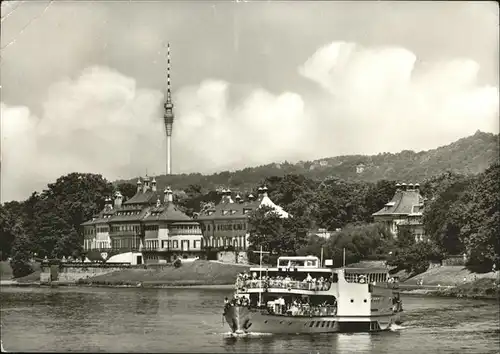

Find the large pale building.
xmin=81 ymin=184 xmax=289 ymax=264
xmin=82 ymin=176 xmax=203 ymax=264
xmin=372 ymin=182 xmax=426 ymax=242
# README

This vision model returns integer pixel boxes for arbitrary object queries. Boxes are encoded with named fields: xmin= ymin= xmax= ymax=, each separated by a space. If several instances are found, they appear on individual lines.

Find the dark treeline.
xmin=0 ymin=163 xmax=498 ymax=278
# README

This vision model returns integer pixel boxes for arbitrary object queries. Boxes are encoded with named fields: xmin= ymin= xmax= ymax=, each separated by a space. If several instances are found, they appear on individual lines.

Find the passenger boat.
xmin=223 ymin=254 xmax=403 ymax=334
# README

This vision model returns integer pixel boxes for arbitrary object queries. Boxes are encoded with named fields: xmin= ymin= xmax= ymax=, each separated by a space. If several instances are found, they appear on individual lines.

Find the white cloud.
xmin=1 ymin=66 xmax=166 ymax=202
xmin=173 ymin=80 xmax=312 ymax=172
xmin=299 ymin=41 xmax=499 ymax=153
xmin=1 ymin=41 xmax=498 ymax=202
xmin=1 ymin=67 xmax=313 ymax=202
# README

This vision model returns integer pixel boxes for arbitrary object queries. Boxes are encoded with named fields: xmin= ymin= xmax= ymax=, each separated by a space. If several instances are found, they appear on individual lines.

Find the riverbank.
xmin=73 ymin=260 xmax=249 ymax=287
xmin=400 ymin=277 xmax=499 ymax=300
xmin=2 ymin=260 xmax=498 ymax=300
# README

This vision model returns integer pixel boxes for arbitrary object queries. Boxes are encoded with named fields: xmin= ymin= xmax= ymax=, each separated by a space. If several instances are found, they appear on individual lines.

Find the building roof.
xmin=110 ymin=206 xmax=151 ymax=223
xmin=143 ymin=202 xmax=192 ymax=222
xmin=372 ymin=188 xmax=424 ymax=217
xmin=196 ymin=195 xmax=260 ymax=221
xmin=124 ymin=190 xmax=161 ymax=205
xmin=197 ymin=193 xmax=290 ymax=221
xmin=81 ymin=206 xmax=116 ymax=226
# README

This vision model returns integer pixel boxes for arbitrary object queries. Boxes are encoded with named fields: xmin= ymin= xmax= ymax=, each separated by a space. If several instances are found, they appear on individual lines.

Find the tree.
xmin=364 ymin=180 xmax=397 ymax=218
xmin=386 ymin=226 xmax=442 ymax=274
xmin=460 ymin=163 xmax=500 ymax=271
xmin=247 ymin=205 xmax=308 ymax=264
xmin=324 ymin=223 xmax=394 ymax=267
xmin=423 ymin=173 xmax=473 ymax=255
xmin=9 ymin=223 xmax=33 ymax=278
xmin=21 ymin=173 xmax=114 ymax=258
xmin=117 ymin=182 xmax=137 ymax=200
xmin=296 ymin=235 xmax=328 ymax=258
xmin=314 ymin=178 xmax=369 ymax=230
xmin=0 ymin=201 xmax=25 ymax=260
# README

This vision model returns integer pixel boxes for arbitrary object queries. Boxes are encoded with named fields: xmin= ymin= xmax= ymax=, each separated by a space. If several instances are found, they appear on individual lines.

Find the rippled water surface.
xmin=1 ymin=286 xmax=498 ymax=353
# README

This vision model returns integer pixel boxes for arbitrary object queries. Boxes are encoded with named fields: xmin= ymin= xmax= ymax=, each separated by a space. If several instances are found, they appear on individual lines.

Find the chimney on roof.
xmin=226 ymin=189 xmax=234 ymax=203
xmin=414 ymin=183 xmax=420 ymax=192
xmin=156 ymin=196 xmax=161 ymax=207
xmin=248 ymin=193 xmax=255 ymax=201
xmin=396 ymin=183 xmax=401 ymax=192
xmin=105 ymin=196 xmax=113 ymax=211
xmin=164 ymin=186 xmax=173 ymax=203
xmin=257 ymin=187 xmax=264 ymax=197
xmin=114 ymin=191 xmax=123 ymax=209
xmin=235 ymin=194 xmax=242 ymax=203
xmin=143 ymin=175 xmax=151 ymax=193
xmin=401 ymin=182 xmax=407 ymax=191
xmin=136 ymin=178 xmax=142 ymax=193
xmin=408 ymin=183 xmax=414 ymax=191
xmin=262 ymin=185 xmax=268 ymax=197
xmin=151 ymin=177 xmax=157 ymax=192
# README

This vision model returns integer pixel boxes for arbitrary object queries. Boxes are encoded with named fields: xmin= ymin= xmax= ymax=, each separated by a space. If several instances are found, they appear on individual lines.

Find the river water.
xmin=0 ymin=286 xmax=498 ymax=353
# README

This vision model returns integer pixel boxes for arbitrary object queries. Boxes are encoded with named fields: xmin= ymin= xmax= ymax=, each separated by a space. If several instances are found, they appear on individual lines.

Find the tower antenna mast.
xmin=164 ymin=42 xmax=175 ymax=175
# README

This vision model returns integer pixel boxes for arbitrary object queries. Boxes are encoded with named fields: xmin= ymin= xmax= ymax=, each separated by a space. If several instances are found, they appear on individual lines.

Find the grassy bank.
xmin=0 ymin=261 xmax=41 ymax=281
xmin=401 ymin=278 xmax=499 ymax=300
xmin=77 ymin=260 xmax=250 ymax=287
xmin=0 ymin=261 xmax=13 ymax=280
xmin=403 ymin=266 xmax=497 ymax=286
xmin=435 ymin=278 xmax=499 ymax=299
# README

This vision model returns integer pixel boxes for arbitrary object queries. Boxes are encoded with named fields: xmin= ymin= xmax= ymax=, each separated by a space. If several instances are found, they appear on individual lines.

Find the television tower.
xmin=164 ymin=42 xmax=175 ymax=175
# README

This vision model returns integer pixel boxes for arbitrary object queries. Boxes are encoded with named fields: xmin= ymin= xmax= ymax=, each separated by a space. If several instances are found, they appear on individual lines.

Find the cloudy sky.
xmin=1 ymin=1 xmax=498 ymax=202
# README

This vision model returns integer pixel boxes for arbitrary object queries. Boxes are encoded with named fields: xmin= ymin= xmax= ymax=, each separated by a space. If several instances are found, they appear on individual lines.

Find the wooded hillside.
xmin=116 ymin=131 xmax=498 ymax=193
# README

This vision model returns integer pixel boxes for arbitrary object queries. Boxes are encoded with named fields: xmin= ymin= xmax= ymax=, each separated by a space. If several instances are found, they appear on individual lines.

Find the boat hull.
xmin=223 ymin=306 xmax=398 ymax=334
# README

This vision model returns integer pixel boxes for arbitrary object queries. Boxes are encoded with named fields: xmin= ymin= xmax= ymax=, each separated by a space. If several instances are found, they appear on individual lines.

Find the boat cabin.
xmin=277 ymin=256 xmax=320 ymax=269
xmin=343 ymin=268 xmax=391 ymax=284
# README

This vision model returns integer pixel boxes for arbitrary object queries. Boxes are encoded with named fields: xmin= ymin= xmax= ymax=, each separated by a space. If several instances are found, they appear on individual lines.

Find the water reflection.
xmin=1 ymin=287 xmax=498 ymax=353
xmin=135 ymin=289 xmax=160 ymax=315
xmin=222 ymin=331 xmax=402 ymax=354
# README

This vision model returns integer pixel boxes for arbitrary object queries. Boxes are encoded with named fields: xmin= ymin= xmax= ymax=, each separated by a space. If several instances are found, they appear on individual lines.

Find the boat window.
xmin=321 ymin=321 xmax=326 ymax=327
xmin=305 ymin=260 xmax=317 ymax=267
xmin=309 ymin=322 xmax=315 ymax=327
xmin=315 ymin=321 xmax=321 ymax=327
xmin=278 ymin=259 xmax=290 ymax=267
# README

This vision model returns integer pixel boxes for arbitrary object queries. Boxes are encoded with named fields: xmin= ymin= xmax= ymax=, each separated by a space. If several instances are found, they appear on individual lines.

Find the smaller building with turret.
xmin=372 ymin=182 xmax=425 ymax=242
xmin=196 ymin=186 xmax=289 ymax=262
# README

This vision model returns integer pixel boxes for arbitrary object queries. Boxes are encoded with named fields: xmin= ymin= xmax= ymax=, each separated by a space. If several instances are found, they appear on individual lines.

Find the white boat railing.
xmin=239 ymin=279 xmax=332 ymax=292
xmin=268 ymin=304 xmax=338 ymax=317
